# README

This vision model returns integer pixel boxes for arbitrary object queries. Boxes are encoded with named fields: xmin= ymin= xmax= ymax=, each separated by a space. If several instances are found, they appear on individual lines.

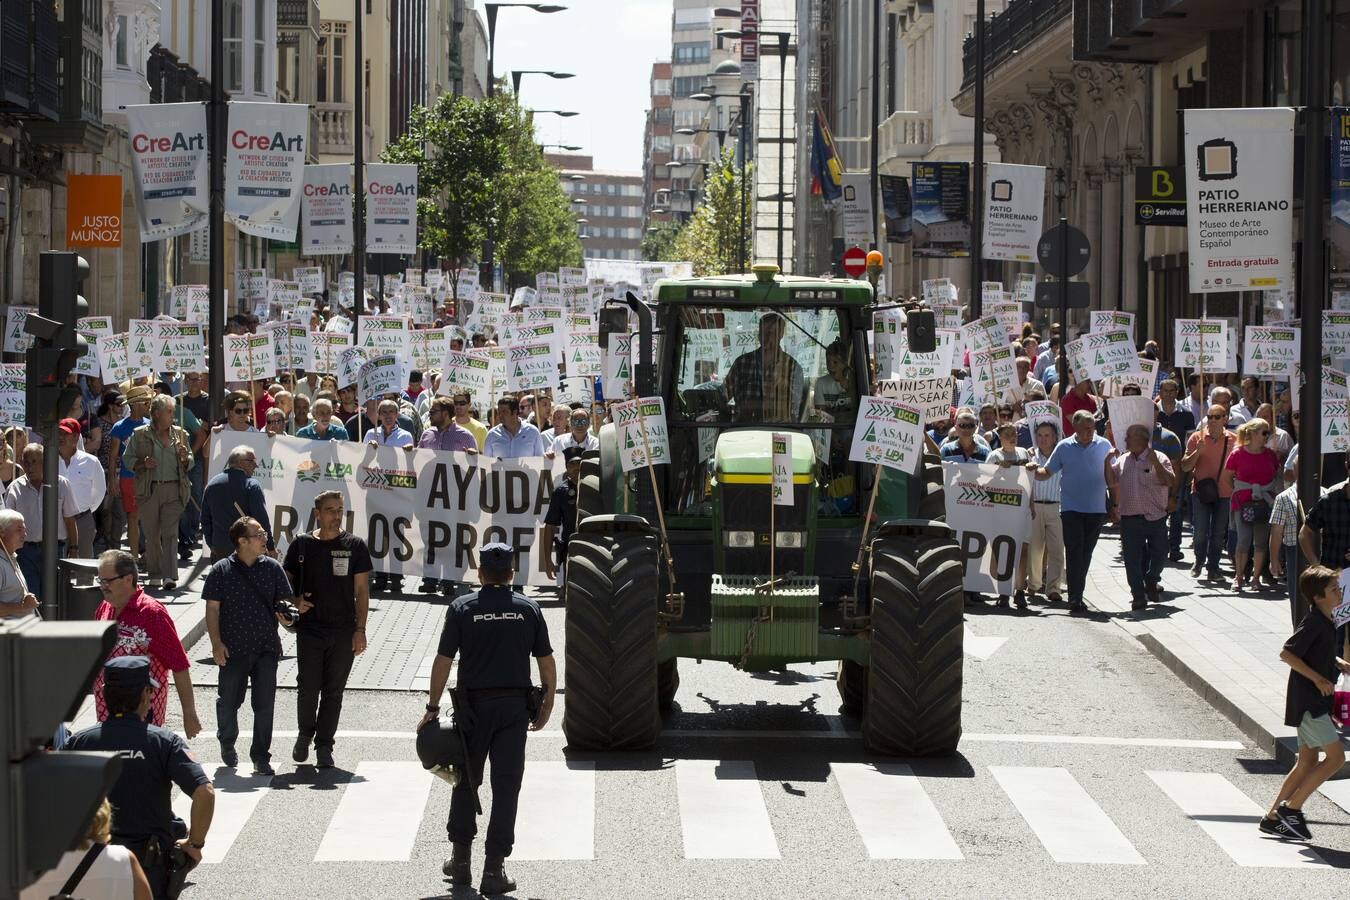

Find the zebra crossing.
xmin=173 ymin=757 xmax=1347 ymax=871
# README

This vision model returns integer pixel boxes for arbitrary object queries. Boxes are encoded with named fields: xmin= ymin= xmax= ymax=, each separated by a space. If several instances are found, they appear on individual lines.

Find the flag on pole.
xmin=810 ymin=109 xmax=844 ymax=202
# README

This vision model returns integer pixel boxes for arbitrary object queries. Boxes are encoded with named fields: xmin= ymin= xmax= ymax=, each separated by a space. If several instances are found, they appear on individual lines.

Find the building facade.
xmin=551 ymin=154 xmax=644 ymax=262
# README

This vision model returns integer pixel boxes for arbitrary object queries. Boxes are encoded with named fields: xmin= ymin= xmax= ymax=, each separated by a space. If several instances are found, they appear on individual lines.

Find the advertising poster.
xmin=225 ymin=102 xmax=309 ymax=240
xmin=880 ymin=175 xmax=912 ymax=244
xmin=66 ymin=174 xmax=123 ymax=248
xmin=1183 ymin=107 xmax=1294 ymax=292
xmin=982 ymin=162 xmax=1045 ymax=262
xmin=301 ymin=164 xmax=353 ymax=254
xmin=911 ymin=162 xmax=970 ymax=258
xmin=125 ymin=102 xmax=209 ymax=240
xmin=365 ymin=163 xmax=419 ymax=254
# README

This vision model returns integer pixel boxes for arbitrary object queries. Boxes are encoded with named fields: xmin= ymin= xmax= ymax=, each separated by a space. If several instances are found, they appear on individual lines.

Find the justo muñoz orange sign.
xmin=67 ymin=174 xmax=123 ymax=247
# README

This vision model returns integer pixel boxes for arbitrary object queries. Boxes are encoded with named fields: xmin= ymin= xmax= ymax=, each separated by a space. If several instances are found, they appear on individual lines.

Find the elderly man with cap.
xmin=3 ymin=443 xmax=79 ymax=603
xmin=64 ymin=656 xmax=215 ymax=900
xmin=106 ymin=384 xmax=153 ymax=558
xmin=57 ymin=417 xmax=107 ymax=559
xmin=420 ymin=542 xmax=555 ymax=896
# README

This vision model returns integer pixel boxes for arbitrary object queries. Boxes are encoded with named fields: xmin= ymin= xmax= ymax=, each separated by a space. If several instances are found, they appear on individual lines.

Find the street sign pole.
xmin=1057 ymin=216 xmax=1069 ymax=392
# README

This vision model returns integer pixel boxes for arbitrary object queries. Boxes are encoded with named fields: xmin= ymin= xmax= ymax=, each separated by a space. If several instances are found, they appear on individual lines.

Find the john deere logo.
xmin=361 ymin=466 xmax=417 ymax=490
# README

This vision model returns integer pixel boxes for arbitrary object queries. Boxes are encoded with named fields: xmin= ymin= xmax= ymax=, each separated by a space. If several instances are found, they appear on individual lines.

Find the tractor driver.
xmin=725 ymin=313 xmax=806 ymax=423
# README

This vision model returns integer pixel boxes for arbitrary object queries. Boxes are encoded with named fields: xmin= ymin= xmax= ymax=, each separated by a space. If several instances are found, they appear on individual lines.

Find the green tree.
xmin=671 ymin=148 xmax=753 ymax=276
xmin=641 ymin=220 xmax=682 ymax=261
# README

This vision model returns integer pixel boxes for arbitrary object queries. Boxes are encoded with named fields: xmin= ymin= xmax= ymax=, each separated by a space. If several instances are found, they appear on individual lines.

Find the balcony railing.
xmin=278 ymin=0 xmax=319 ymax=32
xmin=316 ymin=103 xmax=371 ymax=157
xmin=878 ymin=110 xmax=932 ymax=160
xmin=961 ymin=0 xmax=1072 ymax=90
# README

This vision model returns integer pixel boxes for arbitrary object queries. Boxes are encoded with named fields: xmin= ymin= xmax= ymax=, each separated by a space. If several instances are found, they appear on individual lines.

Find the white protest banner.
xmin=932 ymin=305 xmax=962 ymax=331
xmin=127 ymin=319 xmax=161 ymax=377
xmin=1025 ymin=400 xmax=1062 ymax=438
xmin=613 ymin=397 xmax=671 ymax=471
xmin=441 ymin=349 xmax=492 ymax=399
xmin=872 ymin=309 xmax=903 ymax=379
xmin=943 ymin=461 xmax=1033 ymax=595
xmin=1089 ymin=310 xmax=1136 ymax=343
xmin=365 ymin=163 xmax=418 ymax=254
xmin=224 ymin=102 xmax=308 ymax=239
xmin=207 ymin=433 xmax=560 ymax=584
xmin=1066 ymin=329 xmax=1139 ymax=384
xmin=355 ymin=315 xmax=411 ymax=361
xmin=0 ymin=363 xmax=22 ymax=428
xmin=1324 ymin=312 xmax=1350 ymax=358
xmin=603 ymin=332 xmax=634 ymax=400
xmin=358 ymin=353 xmax=408 ymax=401
xmin=1244 ymin=326 xmax=1299 ymax=378
xmin=1102 ymin=357 xmax=1158 ymax=397
xmin=294 ymin=266 xmax=324 ymax=294
xmin=1184 ymin=107 xmax=1294 ymax=293
xmin=508 ymin=341 xmax=560 ymax=392
xmin=1106 ymin=395 xmax=1158 ymax=453
xmin=848 ymin=395 xmax=925 ymax=473
xmin=970 ymin=345 xmax=1017 ymax=405
xmin=2 ymin=306 xmax=35 ymax=353
xmin=960 ymin=315 xmax=1004 ymax=353
xmin=772 ymin=432 xmax=793 ymax=506
xmin=410 ymin=328 xmax=447 ymax=371
xmin=224 ymin=333 xmax=276 ymax=382
xmin=156 ymin=321 xmax=205 ymax=372
xmin=877 ymin=377 xmax=954 ymax=424
xmin=990 ymin=302 xmax=1022 ymax=340
xmin=983 ymin=162 xmax=1045 ymax=262
xmin=97 ymin=334 xmax=132 ymax=384
xmin=300 ymin=164 xmax=352 ymax=254
xmin=892 ymin=330 xmax=957 ymax=380
xmin=335 ymin=347 xmax=367 ymax=389
xmin=1174 ymin=319 xmax=1228 ymax=369
xmin=125 ymin=103 xmax=209 ymax=240
xmin=75 ymin=316 xmax=114 ymax=377
xmin=310 ymin=332 xmax=352 ymax=375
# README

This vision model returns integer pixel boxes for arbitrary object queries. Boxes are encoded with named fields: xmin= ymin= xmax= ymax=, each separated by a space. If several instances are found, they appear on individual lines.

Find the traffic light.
xmin=26 ymin=251 xmax=90 ymax=430
xmin=0 ymin=617 xmax=122 ymax=898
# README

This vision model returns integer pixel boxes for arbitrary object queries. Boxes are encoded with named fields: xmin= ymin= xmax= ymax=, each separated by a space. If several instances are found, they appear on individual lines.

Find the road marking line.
xmin=831 ymin=763 xmax=963 ymax=860
xmin=315 ymin=761 xmax=433 ymax=861
xmin=963 ymin=624 xmax=1008 ymax=660
xmin=513 ymin=761 xmax=595 ymax=860
xmin=1319 ymin=778 xmax=1350 ymax=816
xmin=990 ymin=766 xmax=1144 ymax=865
xmin=1147 ymin=771 xmax=1329 ymax=868
xmin=172 ymin=768 xmax=271 ymax=864
xmin=963 ymin=733 xmax=1245 ymax=750
xmin=675 ymin=760 xmax=780 ymax=859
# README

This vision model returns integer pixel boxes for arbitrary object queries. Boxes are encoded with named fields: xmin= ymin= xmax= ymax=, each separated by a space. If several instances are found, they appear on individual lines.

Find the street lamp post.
xmin=693 ymin=68 xmax=752 ymax=273
xmin=971 ymin=0 xmax=987 ymax=316
xmin=510 ymin=69 xmax=575 ymax=95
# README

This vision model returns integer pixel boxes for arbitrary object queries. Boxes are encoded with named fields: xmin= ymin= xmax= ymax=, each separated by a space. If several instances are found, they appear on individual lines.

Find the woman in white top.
xmin=0 ymin=509 xmax=36 ymax=619
xmin=986 ymin=423 xmax=1032 ymax=611
xmin=20 ymin=798 xmax=151 ymax=900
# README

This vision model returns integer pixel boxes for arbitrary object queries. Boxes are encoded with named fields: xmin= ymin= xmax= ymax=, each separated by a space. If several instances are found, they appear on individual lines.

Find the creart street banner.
xmin=301 ymin=164 xmax=354 ymax=254
xmin=1183 ymin=107 xmax=1294 ymax=293
xmin=207 ymin=433 xmax=559 ymax=585
xmin=225 ymin=102 xmax=309 ymax=240
xmin=126 ymin=102 xmax=209 ymax=241
xmin=982 ymin=162 xmax=1045 ymax=262
xmin=365 ymin=163 xmax=419 ymax=254
xmin=942 ymin=461 xmax=1032 ymax=595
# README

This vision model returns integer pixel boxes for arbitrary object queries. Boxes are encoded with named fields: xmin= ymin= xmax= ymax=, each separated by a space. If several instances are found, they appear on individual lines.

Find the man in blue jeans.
xmin=1180 ymin=404 xmax=1235 ymax=580
xmin=204 ymin=515 xmax=297 ymax=776
xmin=1113 ymin=424 xmax=1177 ymax=610
xmin=1031 ymin=409 xmax=1118 ymax=614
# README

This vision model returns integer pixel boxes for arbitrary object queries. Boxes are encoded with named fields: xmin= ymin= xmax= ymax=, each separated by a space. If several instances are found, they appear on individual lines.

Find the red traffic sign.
xmin=842 ymin=246 xmax=867 ymax=277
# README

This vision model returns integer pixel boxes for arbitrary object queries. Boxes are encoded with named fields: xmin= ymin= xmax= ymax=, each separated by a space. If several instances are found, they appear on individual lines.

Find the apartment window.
xmin=652 ymin=78 xmax=671 ymax=96
xmin=673 ymin=7 xmax=709 ymax=30
xmin=224 ymin=0 xmax=243 ymax=91
xmin=672 ymin=76 xmax=702 ymax=98
xmin=318 ymin=23 xmax=346 ymax=103
xmin=253 ymin=0 xmax=266 ymax=94
xmin=673 ymin=109 xmax=701 ymax=128
xmin=114 ymin=15 xmax=128 ymax=67
xmin=673 ymin=42 xmax=709 ymax=64
xmin=653 ymin=135 xmax=672 ymax=152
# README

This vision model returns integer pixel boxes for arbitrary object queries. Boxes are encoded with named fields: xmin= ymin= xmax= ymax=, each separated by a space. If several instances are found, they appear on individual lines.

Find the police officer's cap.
xmin=415 ymin=718 xmax=468 ymax=785
xmin=562 ymin=446 xmax=586 ymax=464
xmin=480 ymin=542 xmax=515 ymax=574
xmin=104 ymin=655 xmax=160 ymax=691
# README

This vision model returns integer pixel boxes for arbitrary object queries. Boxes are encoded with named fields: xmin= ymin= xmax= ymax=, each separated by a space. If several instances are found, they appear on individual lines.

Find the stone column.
xmin=1121 ymin=149 xmax=1146 ymax=318
xmin=1100 ymin=159 xmax=1122 ymax=311
xmin=1084 ymin=166 xmax=1104 ymax=313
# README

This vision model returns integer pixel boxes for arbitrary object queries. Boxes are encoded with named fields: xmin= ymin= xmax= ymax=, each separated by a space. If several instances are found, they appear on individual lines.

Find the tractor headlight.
xmin=774 ymin=531 xmax=804 ymax=549
xmin=725 ymin=530 xmax=756 ymax=548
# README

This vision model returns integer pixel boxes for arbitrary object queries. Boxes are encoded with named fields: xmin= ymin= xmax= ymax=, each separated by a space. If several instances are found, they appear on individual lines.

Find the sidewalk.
xmin=1085 ymin=528 xmax=1349 ymax=768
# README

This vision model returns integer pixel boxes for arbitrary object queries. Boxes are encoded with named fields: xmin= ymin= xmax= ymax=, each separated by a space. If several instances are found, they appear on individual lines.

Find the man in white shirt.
xmin=57 ymin=417 xmax=107 ymax=559
xmin=5 ymin=444 xmax=79 ymax=603
xmin=547 ymin=408 xmax=600 ymax=459
xmin=364 ymin=399 xmax=415 ymax=448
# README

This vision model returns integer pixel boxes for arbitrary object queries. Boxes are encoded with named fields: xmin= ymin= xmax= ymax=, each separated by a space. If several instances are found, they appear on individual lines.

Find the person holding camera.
xmin=204 ymin=516 xmax=300 ymax=776
xmin=64 ymin=657 xmax=215 ymax=900
xmin=420 ymin=543 xmax=555 ymax=897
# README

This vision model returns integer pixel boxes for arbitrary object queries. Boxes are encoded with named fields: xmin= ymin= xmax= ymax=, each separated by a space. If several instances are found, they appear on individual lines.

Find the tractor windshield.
xmin=663 ymin=305 xmax=862 ymax=517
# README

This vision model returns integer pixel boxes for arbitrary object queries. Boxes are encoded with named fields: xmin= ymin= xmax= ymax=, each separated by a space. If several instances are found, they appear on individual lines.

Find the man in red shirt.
xmin=1061 ymin=376 xmax=1098 ymax=437
xmin=92 ymin=548 xmax=202 ymax=737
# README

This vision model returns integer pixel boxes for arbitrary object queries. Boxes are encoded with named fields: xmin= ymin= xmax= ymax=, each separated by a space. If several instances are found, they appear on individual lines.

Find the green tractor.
xmin=562 ymin=267 xmax=963 ymax=756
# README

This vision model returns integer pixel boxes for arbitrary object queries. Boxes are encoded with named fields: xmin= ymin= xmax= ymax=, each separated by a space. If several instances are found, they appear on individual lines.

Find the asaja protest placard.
xmin=2 ymin=307 xmax=34 ymax=354
xmin=508 ymin=341 xmax=560 ymax=392
xmin=603 ymin=331 xmax=633 ymax=400
xmin=97 ymin=333 xmax=132 ymax=384
xmin=0 ymin=363 xmax=23 ymax=428
xmin=848 ymin=395 xmax=924 ymax=473
xmin=877 ymin=377 xmax=954 ymax=424
xmin=970 ymin=344 xmax=1017 ymax=405
xmin=1025 ymin=400 xmax=1062 ymax=438
xmin=942 ymin=461 xmax=1033 ymax=595
xmin=1244 ymin=326 xmax=1299 ymax=378
xmin=310 ymin=332 xmax=352 ymax=375
xmin=1174 ymin=319 xmax=1228 ymax=369
xmin=75 ymin=316 xmax=113 ymax=377
xmin=892 ymin=330 xmax=956 ymax=380
xmin=991 ymin=302 xmax=1023 ymax=340
xmin=157 ymin=321 xmax=204 ymax=372
xmin=613 ymin=396 xmax=670 ymax=471
xmin=441 ymin=349 xmax=491 ymax=399
xmin=358 ymin=353 xmax=408 ymax=402
xmin=1065 ymin=329 xmax=1139 ymax=384
xmin=224 ymin=333 xmax=276 ymax=382
xmin=772 ymin=432 xmax=793 ymax=506
xmin=1089 ymin=310 xmax=1136 ymax=343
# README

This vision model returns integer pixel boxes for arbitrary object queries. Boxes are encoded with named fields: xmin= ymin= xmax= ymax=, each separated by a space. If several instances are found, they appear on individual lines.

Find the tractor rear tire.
xmin=657 ymin=658 xmax=679 ymax=711
xmin=836 ymin=660 xmax=867 ymax=717
xmin=915 ymin=451 xmax=946 ymax=521
xmin=576 ymin=452 xmax=604 ymax=523
xmin=863 ymin=532 xmax=964 ymax=756
xmin=562 ymin=530 xmax=661 ymax=750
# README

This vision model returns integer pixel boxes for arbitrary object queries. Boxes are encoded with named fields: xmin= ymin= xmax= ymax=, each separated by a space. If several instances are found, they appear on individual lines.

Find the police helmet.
xmin=415 ymin=718 xmax=468 ymax=786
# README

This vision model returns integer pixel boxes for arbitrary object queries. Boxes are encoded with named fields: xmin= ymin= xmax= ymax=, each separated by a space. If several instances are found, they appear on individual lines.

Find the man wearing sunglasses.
xmin=451 ymin=392 xmax=487 ymax=449
xmin=545 ymin=407 xmax=598 ymax=459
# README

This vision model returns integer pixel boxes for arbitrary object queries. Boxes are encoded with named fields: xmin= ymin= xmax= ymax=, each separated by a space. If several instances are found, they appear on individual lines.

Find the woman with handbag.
xmin=1181 ymin=404 xmax=1236 ymax=581
xmin=1221 ymin=418 xmax=1281 ymax=593
xmin=125 ymin=396 xmax=193 ymax=591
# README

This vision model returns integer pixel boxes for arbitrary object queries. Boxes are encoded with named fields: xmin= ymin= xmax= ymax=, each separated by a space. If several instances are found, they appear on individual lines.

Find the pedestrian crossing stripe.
xmin=175 ymin=761 xmax=1340 ymax=869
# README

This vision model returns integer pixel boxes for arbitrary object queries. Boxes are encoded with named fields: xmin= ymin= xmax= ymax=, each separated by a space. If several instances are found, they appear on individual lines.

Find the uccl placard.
xmin=1175 ymin=319 xmax=1228 ymax=369
xmin=943 ymin=461 xmax=1032 ymax=595
xmin=848 ymin=395 xmax=924 ymax=473
xmin=126 ymin=103 xmax=209 ymax=240
xmin=613 ymin=397 xmax=670 ymax=471
xmin=1184 ymin=107 xmax=1294 ymax=293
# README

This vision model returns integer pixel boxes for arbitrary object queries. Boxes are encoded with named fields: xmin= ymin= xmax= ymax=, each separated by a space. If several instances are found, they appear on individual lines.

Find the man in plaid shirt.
xmin=726 ymin=315 xmax=805 ymax=422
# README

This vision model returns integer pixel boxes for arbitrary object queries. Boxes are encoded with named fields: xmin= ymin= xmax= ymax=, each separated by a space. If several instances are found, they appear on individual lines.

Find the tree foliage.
xmin=640 ymin=220 xmax=682 ymax=261
xmin=671 ymin=148 xmax=754 ymax=276
xmin=382 ymin=93 xmax=580 ymax=296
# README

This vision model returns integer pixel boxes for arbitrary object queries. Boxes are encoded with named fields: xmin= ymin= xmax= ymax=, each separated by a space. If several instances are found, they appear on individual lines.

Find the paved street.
xmin=154 ymin=573 xmax=1350 ymax=899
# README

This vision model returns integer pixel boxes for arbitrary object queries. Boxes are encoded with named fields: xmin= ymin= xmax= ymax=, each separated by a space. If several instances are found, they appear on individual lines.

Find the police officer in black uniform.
xmin=65 ymin=657 xmax=216 ymax=900
xmin=420 ymin=542 xmax=555 ymax=896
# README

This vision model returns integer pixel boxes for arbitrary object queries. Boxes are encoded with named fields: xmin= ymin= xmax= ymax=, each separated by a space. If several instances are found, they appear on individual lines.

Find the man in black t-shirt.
xmin=284 ymin=490 xmax=372 ymax=769
xmin=420 ymin=542 xmax=555 ymax=897
xmin=542 ymin=447 xmax=582 ymax=583
xmin=65 ymin=657 xmax=215 ymax=899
